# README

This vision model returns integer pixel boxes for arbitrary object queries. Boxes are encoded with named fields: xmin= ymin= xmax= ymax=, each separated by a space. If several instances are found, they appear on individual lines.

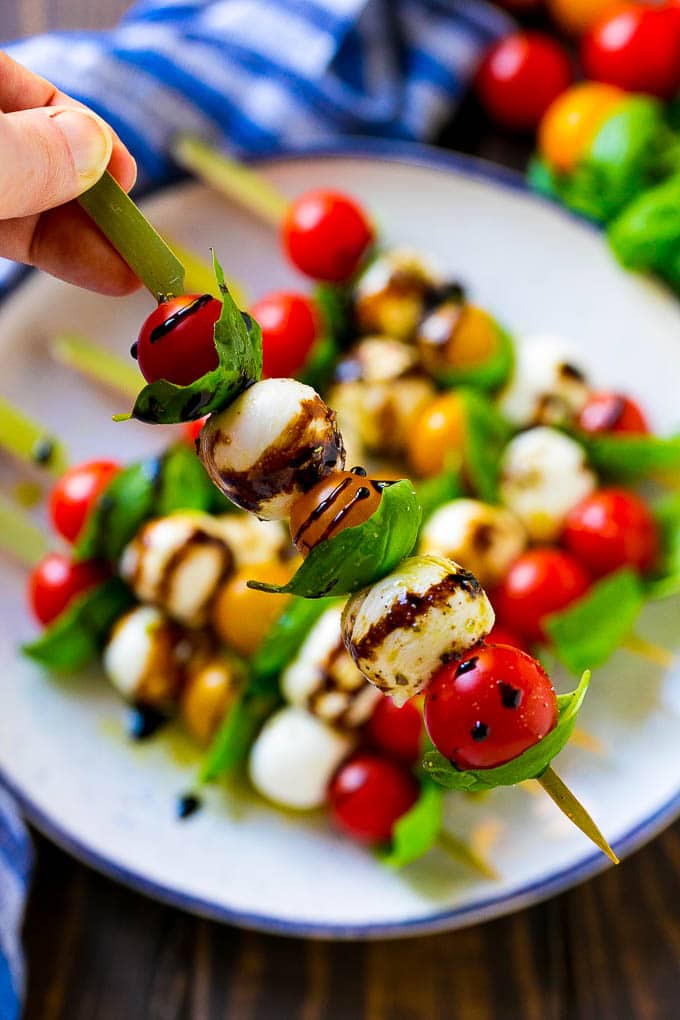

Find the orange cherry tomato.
xmin=289 ymin=470 xmax=383 ymax=556
xmin=181 ymin=658 xmax=240 ymax=744
xmin=538 ymin=81 xmax=625 ymax=173
xmin=212 ymin=560 xmax=293 ymax=656
xmin=407 ymin=393 xmax=466 ymax=478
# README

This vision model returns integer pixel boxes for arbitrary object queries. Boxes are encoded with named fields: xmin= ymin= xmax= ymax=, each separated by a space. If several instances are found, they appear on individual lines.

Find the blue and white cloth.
xmin=0 ymin=0 xmax=511 ymax=1011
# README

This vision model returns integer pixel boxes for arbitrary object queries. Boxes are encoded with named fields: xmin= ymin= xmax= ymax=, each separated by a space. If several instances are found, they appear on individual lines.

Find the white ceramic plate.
xmin=1 ymin=143 xmax=679 ymax=939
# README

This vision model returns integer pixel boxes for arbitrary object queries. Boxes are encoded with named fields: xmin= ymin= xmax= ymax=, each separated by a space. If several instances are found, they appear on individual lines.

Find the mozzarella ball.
xmin=212 ymin=514 xmax=289 ymax=566
xmin=181 ymin=655 xmax=242 ymax=744
xmin=500 ymin=427 xmax=597 ymax=542
xmin=335 ymin=336 xmax=421 ymax=384
xmin=200 ymin=379 xmax=345 ymax=520
xmin=119 ymin=512 xmax=234 ymax=627
xmin=419 ymin=499 xmax=527 ymax=588
xmin=354 ymin=248 xmax=440 ymax=341
xmin=103 ymin=605 xmax=187 ymax=706
xmin=281 ymin=606 xmax=381 ymax=728
xmin=342 ymin=555 xmax=495 ymax=705
xmin=329 ymin=376 xmax=435 ymax=459
xmin=498 ymin=335 xmax=589 ymax=427
xmin=248 ymin=706 xmax=354 ymax=810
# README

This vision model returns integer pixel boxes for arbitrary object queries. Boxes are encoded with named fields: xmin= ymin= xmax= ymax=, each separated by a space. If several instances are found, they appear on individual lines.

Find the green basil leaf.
xmin=199 ymin=682 xmax=281 ymax=783
xmin=608 ymin=173 xmax=680 ymax=291
xmin=200 ymin=596 xmax=341 ymax=783
xmin=249 ymin=595 xmax=341 ymax=686
xmin=76 ymin=444 xmax=215 ymax=564
xmin=646 ymin=493 xmax=680 ymax=599
xmin=576 ymin=431 xmax=680 ymax=479
xmin=127 ymin=253 xmax=262 ymax=424
xmin=22 ymin=578 xmax=134 ymax=674
xmin=248 ymin=478 xmax=422 ymax=598
xmin=422 ymin=670 xmax=591 ymax=792
xmin=414 ymin=468 xmax=464 ymax=524
xmin=545 ymin=569 xmax=645 ymax=675
xmin=429 ymin=324 xmax=514 ymax=392
xmin=378 ymin=780 xmax=444 ymax=868
xmin=529 ymin=98 xmax=670 ymax=224
xmin=461 ymin=389 xmax=513 ymax=504
xmin=314 ymin=282 xmax=355 ymax=349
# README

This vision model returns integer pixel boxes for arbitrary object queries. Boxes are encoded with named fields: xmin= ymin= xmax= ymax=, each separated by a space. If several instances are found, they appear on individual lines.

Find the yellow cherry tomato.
xmin=407 ymin=393 xmax=466 ymax=479
xmin=547 ymin=0 xmax=622 ymax=36
xmin=539 ymin=81 xmax=625 ymax=173
xmin=212 ymin=560 xmax=293 ymax=656
xmin=418 ymin=303 xmax=499 ymax=376
xmin=181 ymin=658 xmax=240 ymax=745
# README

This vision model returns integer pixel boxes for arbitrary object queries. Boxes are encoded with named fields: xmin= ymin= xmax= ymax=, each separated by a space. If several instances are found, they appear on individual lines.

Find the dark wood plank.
xmin=23 ymin=822 xmax=680 ymax=1020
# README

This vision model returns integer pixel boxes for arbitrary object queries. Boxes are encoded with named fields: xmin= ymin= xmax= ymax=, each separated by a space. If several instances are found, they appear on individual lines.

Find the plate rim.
xmin=4 ymin=138 xmax=679 ymax=939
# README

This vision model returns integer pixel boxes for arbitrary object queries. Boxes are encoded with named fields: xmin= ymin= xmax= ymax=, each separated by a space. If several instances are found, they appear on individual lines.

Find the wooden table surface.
xmin=3 ymin=3 xmax=680 ymax=1018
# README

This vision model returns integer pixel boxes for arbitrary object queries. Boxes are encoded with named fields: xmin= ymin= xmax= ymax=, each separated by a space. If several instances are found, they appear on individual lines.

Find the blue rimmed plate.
xmin=0 ymin=142 xmax=678 ymax=938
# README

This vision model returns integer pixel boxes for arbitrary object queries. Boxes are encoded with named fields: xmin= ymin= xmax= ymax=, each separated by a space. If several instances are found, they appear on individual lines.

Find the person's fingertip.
xmin=49 ymin=108 xmax=113 ymax=185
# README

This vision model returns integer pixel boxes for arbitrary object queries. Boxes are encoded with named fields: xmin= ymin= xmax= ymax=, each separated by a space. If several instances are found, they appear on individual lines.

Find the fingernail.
xmin=52 ymin=109 xmax=113 ymax=180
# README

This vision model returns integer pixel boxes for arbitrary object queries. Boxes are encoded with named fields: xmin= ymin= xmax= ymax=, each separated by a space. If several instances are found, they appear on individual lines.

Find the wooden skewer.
xmin=0 ymin=494 xmax=48 ymax=566
xmin=623 ymin=633 xmax=675 ymax=670
xmin=537 ymin=767 xmax=619 ymax=865
xmin=51 ymin=333 xmax=142 ymax=400
xmin=0 ymin=396 xmax=69 ymax=477
xmin=173 ymin=136 xmax=289 ymax=228
xmin=437 ymin=831 xmax=499 ymax=881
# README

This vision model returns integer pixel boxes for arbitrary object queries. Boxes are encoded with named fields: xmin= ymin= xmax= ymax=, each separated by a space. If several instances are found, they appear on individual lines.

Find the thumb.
xmin=0 ymin=105 xmax=113 ymax=219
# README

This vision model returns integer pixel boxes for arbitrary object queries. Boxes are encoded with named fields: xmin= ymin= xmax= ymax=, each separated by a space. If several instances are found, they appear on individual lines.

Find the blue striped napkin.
xmin=0 ymin=1 xmax=511 ymax=1011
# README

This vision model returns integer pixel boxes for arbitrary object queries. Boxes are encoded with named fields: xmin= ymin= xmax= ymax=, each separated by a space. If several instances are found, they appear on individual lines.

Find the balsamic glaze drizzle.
xmin=149 ymin=294 xmax=213 ymax=343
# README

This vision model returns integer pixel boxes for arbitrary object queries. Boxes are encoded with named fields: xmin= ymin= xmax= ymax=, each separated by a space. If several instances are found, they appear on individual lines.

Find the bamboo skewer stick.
xmin=173 ymin=136 xmax=289 ymax=227
xmin=51 ymin=334 xmax=142 ymax=400
xmin=0 ymin=396 xmax=69 ymax=477
xmin=0 ymin=495 xmax=48 ymax=567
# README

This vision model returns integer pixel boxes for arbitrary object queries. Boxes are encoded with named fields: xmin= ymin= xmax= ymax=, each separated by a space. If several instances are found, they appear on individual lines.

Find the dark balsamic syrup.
xmin=176 ymin=793 xmax=203 ymax=820
xmin=149 ymin=294 xmax=213 ymax=343
xmin=128 ymin=704 xmax=168 ymax=741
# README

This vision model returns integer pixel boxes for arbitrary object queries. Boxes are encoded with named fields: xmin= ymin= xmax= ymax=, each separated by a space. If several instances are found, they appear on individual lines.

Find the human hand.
xmin=0 ymin=51 xmax=140 ymax=295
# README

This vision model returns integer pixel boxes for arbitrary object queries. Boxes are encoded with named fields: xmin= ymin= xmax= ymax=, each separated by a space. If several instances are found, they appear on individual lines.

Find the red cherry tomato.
xmin=135 ymin=294 xmax=222 ymax=386
xmin=563 ymin=488 xmax=659 ymax=577
xmin=282 ymin=190 xmax=374 ymax=282
xmin=49 ymin=459 xmax=121 ymax=544
xmin=328 ymin=752 xmax=419 ymax=845
xmin=28 ymin=553 xmax=108 ymax=626
xmin=250 ymin=292 xmax=319 ymax=378
xmin=582 ymin=4 xmax=680 ymax=100
xmin=577 ymin=391 xmax=649 ymax=435
xmin=424 ymin=645 xmax=558 ymax=770
xmin=366 ymin=697 xmax=423 ymax=764
xmin=475 ymin=32 xmax=573 ymax=131
xmin=182 ymin=415 xmax=209 ymax=446
xmin=485 ymin=624 xmax=531 ymax=654
xmin=493 ymin=548 xmax=590 ymax=643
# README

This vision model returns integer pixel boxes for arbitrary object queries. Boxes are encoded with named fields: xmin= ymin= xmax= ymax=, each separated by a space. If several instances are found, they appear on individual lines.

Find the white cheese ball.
xmin=248 ymin=706 xmax=353 ymax=810
xmin=354 ymin=248 xmax=440 ymax=341
xmin=200 ymin=378 xmax=345 ymax=520
xmin=281 ymin=606 xmax=381 ymax=729
xmin=329 ymin=376 xmax=435 ymax=458
xmin=119 ymin=512 xmax=234 ymax=627
xmin=342 ymin=555 xmax=495 ymax=706
xmin=500 ymin=427 xmax=597 ymax=542
xmin=103 ymin=605 xmax=185 ymax=706
xmin=335 ymin=336 xmax=420 ymax=384
xmin=211 ymin=514 xmax=288 ymax=567
xmin=419 ymin=499 xmax=527 ymax=589
xmin=498 ymin=335 xmax=589 ymax=427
